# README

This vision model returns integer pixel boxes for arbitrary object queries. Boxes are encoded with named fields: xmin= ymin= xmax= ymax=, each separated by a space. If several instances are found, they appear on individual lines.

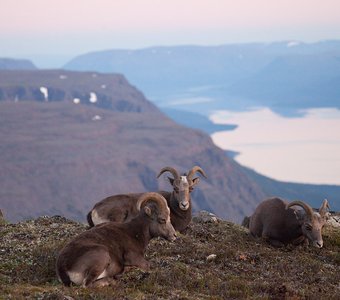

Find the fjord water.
xmin=210 ymin=107 xmax=340 ymax=185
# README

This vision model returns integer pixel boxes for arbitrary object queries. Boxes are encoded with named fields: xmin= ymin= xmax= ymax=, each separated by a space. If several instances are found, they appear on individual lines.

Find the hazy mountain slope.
xmin=0 ymin=101 xmax=265 ymax=223
xmin=0 ymin=58 xmax=37 ymax=70
xmin=228 ymin=54 xmax=340 ymax=109
xmin=63 ymin=44 xmax=275 ymax=96
xmin=0 ymin=70 xmax=266 ymax=223
xmin=63 ymin=41 xmax=340 ymax=112
xmin=242 ymin=167 xmax=340 ymax=211
xmin=161 ymin=108 xmax=237 ymax=134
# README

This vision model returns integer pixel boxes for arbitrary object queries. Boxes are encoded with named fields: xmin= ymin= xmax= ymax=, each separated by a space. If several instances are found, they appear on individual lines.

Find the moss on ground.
xmin=0 ymin=216 xmax=339 ymax=299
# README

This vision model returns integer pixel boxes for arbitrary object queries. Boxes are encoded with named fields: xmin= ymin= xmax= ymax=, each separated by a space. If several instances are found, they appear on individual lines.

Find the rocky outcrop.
xmin=0 ymin=70 xmax=158 ymax=113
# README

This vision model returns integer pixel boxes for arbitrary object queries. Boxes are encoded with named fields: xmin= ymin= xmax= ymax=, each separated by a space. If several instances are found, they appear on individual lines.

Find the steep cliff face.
xmin=0 ymin=70 xmax=157 ymax=113
xmin=0 ymin=70 xmax=266 ymax=223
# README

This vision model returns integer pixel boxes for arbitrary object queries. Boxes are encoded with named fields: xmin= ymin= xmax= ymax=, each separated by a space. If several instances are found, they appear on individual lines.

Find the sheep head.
xmin=157 ymin=166 xmax=207 ymax=211
xmin=287 ymin=199 xmax=329 ymax=248
xmin=136 ymin=192 xmax=177 ymax=241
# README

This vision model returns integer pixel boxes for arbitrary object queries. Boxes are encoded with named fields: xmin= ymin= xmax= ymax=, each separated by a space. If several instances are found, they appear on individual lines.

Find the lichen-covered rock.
xmin=328 ymin=214 xmax=340 ymax=228
xmin=192 ymin=210 xmax=221 ymax=224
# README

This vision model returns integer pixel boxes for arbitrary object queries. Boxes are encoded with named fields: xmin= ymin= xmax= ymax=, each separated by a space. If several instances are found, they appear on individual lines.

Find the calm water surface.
xmin=210 ymin=107 xmax=340 ymax=185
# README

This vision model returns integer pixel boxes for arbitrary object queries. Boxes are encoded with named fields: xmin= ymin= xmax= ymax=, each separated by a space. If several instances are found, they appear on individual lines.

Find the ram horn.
xmin=136 ymin=192 xmax=170 ymax=214
xmin=187 ymin=166 xmax=207 ymax=180
xmin=287 ymin=200 xmax=314 ymax=219
xmin=157 ymin=166 xmax=180 ymax=180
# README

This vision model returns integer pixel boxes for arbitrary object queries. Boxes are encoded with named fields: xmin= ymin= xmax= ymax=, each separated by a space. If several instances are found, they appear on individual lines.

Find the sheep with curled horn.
xmin=87 ymin=166 xmax=207 ymax=232
xmin=56 ymin=192 xmax=177 ymax=288
xmin=248 ymin=197 xmax=330 ymax=248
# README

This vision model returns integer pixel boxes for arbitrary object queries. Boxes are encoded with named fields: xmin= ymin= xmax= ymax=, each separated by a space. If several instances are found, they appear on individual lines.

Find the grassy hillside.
xmin=0 ymin=70 xmax=267 ymax=224
xmin=0 ymin=101 xmax=265 ymax=224
xmin=0 ymin=215 xmax=339 ymax=299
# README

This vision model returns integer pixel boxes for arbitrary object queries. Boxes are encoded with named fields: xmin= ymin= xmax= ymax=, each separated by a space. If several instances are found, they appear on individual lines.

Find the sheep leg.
xmin=90 ymin=277 xmax=115 ymax=287
xmin=124 ymin=251 xmax=150 ymax=271
xmin=133 ymin=258 xmax=150 ymax=271
xmin=124 ymin=259 xmax=150 ymax=271
xmin=81 ymin=249 xmax=123 ymax=287
xmin=268 ymin=239 xmax=285 ymax=248
xmin=292 ymin=235 xmax=307 ymax=246
xmin=84 ymin=260 xmax=124 ymax=287
xmin=83 ymin=263 xmax=109 ymax=287
xmin=262 ymin=234 xmax=285 ymax=248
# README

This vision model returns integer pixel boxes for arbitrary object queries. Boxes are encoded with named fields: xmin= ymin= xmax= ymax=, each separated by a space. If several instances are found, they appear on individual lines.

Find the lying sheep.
xmin=248 ymin=197 xmax=329 ymax=248
xmin=87 ymin=166 xmax=207 ymax=232
xmin=56 ymin=192 xmax=177 ymax=287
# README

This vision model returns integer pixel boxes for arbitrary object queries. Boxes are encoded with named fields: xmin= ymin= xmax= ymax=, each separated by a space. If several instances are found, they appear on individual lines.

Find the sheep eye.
xmin=305 ymin=224 xmax=312 ymax=231
xmin=158 ymin=218 xmax=166 ymax=224
xmin=174 ymin=187 xmax=179 ymax=193
xmin=189 ymin=186 xmax=194 ymax=192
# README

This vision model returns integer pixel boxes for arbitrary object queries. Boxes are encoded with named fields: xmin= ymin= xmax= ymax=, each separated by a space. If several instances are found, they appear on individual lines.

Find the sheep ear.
xmin=191 ymin=177 xmax=200 ymax=186
xmin=144 ymin=206 xmax=152 ymax=217
xmin=293 ymin=210 xmax=299 ymax=219
xmin=293 ymin=210 xmax=304 ymax=221
xmin=319 ymin=199 xmax=330 ymax=218
xmin=168 ymin=177 xmax=175 ymax=186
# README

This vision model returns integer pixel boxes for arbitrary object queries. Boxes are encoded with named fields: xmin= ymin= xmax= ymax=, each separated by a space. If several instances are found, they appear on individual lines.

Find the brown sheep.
xmin=248 ymin=197 xmax=329 ymax=248
xmin=56 ymin=192 xmax=177 ymax=287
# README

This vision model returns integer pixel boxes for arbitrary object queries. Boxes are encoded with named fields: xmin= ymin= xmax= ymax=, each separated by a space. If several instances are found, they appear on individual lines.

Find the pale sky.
xmin=1 ymin=0 xmax=340 ymax=63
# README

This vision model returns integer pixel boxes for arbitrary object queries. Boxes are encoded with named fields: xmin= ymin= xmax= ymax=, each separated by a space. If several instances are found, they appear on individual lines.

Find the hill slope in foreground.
xmin=0 ymin=215 xmax=339 ymax=299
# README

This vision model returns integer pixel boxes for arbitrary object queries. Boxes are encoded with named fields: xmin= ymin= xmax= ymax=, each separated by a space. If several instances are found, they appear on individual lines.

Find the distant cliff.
xmin=0 ymin=58 xmax=37 ymax=70
xmin=0 ymin=70 xmax=266 ymax=223
xmin=0 ymin=70 xmax=157 ymax=113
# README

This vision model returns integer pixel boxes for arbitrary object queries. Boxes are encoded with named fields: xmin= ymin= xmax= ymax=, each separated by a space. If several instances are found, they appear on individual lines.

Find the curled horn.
xmin=157 ymin=166 xmax=180 ymax=180
xmin=136 ymin=192 xmax=169 ymax=214
xmin=319 ymin=199 xmax=330 ymax=217
xmin=287 ymin=200 xmax=314 ymax=219
xmin=187 ymin=166 xmax=207 ymax=180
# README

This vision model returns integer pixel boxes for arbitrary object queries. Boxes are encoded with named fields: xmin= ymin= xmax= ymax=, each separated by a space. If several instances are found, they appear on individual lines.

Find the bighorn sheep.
xmin=248 ymin=197 xmax=329 ymax=248
xmin=56 ymin=192 xmax=176 ymax=287
xmin=87 ymin=166 xmax=207 ymax=232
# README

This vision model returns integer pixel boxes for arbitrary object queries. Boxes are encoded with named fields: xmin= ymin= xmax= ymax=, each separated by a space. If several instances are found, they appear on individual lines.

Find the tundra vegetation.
xmin=0 ymin=213 xmax=339 ymax=299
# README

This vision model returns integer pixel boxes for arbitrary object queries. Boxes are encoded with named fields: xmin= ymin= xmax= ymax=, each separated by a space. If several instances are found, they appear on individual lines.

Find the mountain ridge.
xmin=64 ymin=40 xmax=340 ymax=113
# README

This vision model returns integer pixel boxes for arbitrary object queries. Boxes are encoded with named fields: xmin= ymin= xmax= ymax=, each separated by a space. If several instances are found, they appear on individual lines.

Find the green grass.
xmin=0 ymin=216 xmax=339 ymax=299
